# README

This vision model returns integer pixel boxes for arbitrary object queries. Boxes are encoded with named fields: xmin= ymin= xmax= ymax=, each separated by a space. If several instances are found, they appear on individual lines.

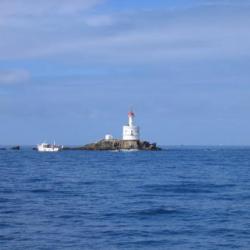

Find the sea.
xmin=1 ymin=146 xmax=250 ymax=249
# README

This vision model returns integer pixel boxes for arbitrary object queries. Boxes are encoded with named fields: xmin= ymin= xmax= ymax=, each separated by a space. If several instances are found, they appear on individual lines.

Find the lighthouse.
xmin=122 ymin=111 xmax=140 ymax=140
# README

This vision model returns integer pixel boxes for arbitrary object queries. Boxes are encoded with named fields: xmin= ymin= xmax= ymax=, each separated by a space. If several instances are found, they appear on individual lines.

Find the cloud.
xmin=0 ymin=0 xmax=249 ymax=145
xmin=0 ymin=70 xmax=30 ymax=84
xmin=0 ymin=0 xmax=103 ymax=17
xmin=85 ymin=15 xmax=114 ymax=27
xmin=0 ymin=1 xmax=250 ymax=65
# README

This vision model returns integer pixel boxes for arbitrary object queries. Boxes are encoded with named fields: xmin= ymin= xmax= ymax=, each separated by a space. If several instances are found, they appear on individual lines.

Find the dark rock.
xmin=64 ymin=139 xmax=161 ymax=151
xmin=11 ymin=146 xmax=20 ymax=150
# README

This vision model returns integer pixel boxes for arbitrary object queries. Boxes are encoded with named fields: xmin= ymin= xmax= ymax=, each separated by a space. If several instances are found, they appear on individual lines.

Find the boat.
xmin=111 ymin=148 xmax=139 ymax=152
xmin=119 ymin=149 xmax=139 ymax=152
xmin=37 ymin=142 xmax=63 ymax=152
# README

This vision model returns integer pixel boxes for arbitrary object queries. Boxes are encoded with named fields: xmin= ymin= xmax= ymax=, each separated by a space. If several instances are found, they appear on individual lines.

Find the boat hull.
xmin=37 ymin=143 xmax=61 ymax=152
xmin=37 ymin=147 xmax=60 ymax=152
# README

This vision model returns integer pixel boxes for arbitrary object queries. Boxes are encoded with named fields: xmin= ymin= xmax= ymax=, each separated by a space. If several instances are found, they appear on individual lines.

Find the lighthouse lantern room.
xmin=123 ymin=111 xmax=140 ymax=140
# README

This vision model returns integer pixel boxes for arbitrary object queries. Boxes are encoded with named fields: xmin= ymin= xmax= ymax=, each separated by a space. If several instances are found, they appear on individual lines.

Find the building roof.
xmin=128 ymin=111 xmax=135 ymax=117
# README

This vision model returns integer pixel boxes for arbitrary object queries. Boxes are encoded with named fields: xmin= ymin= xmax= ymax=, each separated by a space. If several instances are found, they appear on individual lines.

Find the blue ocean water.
xmin=0 ymin=147 xmax=250 ymax=249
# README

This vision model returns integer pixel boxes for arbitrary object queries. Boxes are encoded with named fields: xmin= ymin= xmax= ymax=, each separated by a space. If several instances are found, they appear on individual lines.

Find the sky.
xmin=0 ymin=0 xmax=250 ymax=145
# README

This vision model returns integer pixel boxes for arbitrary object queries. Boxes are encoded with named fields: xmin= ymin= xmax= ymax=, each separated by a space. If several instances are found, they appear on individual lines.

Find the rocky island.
xmin=64 ymin=110 xmax=161 ymax=151
xmin=66 ymin=139 xmax=160 ymax=151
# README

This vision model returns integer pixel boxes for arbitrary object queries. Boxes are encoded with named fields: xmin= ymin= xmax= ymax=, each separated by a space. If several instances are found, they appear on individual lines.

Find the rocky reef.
xmin=64 ymin=139 xmax=161 ymax=151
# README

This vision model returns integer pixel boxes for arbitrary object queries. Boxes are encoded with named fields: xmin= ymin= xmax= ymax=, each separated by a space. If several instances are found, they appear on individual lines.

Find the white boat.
xmin=113 ymin=149 xmax=139 ymax=152
xmin=37 ymin=142 xmax=63 ymax=152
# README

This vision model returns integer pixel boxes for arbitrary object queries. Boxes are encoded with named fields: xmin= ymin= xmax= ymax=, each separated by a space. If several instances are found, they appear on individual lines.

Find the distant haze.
xmin=0 ymin=0 xmax=250 ymax=145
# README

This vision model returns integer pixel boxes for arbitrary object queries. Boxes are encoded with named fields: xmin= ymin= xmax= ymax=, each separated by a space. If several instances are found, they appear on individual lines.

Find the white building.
xmin=105 ymin=134 xmax=113 ymax=140
xmin=123 ymin=111 xmax=140 ymax=140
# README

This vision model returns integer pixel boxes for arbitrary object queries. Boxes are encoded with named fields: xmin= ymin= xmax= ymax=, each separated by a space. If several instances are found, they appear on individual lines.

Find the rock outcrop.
xmin=64 ymin=139 xmax=161 ymax=151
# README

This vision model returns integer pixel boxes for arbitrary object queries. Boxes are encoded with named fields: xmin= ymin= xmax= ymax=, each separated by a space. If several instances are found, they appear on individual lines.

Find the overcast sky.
xmin=0 ymin=0 xmax=250 ymax=145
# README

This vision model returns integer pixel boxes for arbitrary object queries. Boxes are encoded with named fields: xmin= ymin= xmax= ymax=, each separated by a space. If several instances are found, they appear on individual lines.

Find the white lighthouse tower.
xmin=122 ymin=110 xmax=140 ymax=141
